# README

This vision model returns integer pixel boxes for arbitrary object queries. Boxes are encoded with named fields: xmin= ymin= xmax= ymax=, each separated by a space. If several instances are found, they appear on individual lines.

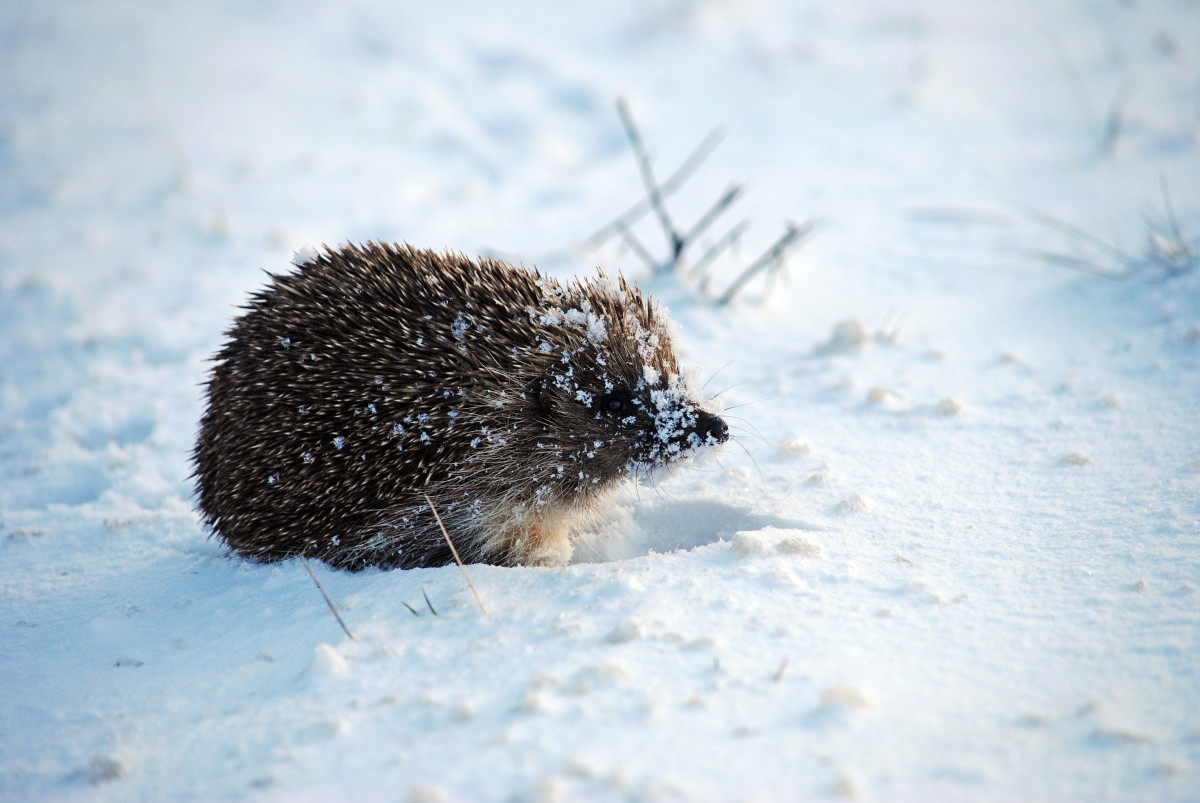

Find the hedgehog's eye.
xmin=599 ymin=388 xmax=632 ymax=415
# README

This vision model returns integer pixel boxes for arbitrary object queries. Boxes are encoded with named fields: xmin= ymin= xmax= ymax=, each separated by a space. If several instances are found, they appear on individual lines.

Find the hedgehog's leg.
xmin=484 ymin=512 xmax=573 ymax=567
xmin=522 ymin=523 xmax=573 ymax=567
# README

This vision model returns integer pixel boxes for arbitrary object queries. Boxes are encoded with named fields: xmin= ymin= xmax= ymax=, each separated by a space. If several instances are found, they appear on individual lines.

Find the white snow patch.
xmin=3 ymin=3 xmax=1199 ymax=802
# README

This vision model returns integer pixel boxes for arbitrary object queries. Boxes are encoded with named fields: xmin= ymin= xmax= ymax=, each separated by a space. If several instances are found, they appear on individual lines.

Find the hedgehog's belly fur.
xmin=301 ymin=495 xmax=580 ymax=570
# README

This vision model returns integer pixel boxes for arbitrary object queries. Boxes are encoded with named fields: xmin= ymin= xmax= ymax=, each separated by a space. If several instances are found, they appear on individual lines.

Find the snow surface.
xmin=2 ymin=1 xmax=1199 ymax=800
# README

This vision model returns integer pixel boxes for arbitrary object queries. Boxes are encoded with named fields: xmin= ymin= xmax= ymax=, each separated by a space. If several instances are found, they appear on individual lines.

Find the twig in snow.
xmin=601 ymin=98 xmax=816 ymax=303
xmin=1047 ymin=33 xmax=1097 ymax=145
xmin=402 ymin=600 xmax=420 ymax=616
xmin=616 ymin=97 xmax=682 ymax=264
xmin=1101 ymin=90 xmax=1125 ymax=155
xmin=301 ymin=557 xmax=357 ymax=642
xmin=680 ymin=183 xmax=743 ymax=256
xmin=715 ymin=220 xmax=816 ymax=306
xmin=425 ymin=494 xmax=489 ymax=615
xmin=616 ymin=221 xmax=659 ymax=271
xmin=691 ymin=219 xmax=751 ymax=283
xmin=586 ymin=126 xmax=726 ymax=250
xmin=773 ymin=658 xmax=789 ymax=682
xmin=1047 ymin=33 xmax=1129 ymax=157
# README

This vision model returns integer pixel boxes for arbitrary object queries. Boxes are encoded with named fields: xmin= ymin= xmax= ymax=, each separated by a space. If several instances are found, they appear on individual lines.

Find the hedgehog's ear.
xmin=530 ymin=376 xmax=555 ymax=420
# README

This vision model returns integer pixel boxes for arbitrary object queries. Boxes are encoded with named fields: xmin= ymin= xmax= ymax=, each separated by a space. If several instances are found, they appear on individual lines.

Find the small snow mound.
xmin=606 ymin=618 xmax=643 ymax=644
xmin=723 ymin=465 xmax=751 ymax=481
xmin=831 ymin=773 xmax=861 ymax=799
xmin=937 ymin=397 xmax=962 ymax=416
xmin=308 ymin=642 xmax=349 ymax=677
xmin=82 ymin=754 xmax=126 ymax=785
xmin=295 ymin=717 xmax=345 ymax=743
xmin=406 ymin=783 xmax=448 ymax=803
xmin=573 ymin=661 xmax=631 ymax=689
xmin=731 ymin=530 xmax=771 ymax=556
xmin=1090 ymin=725 xmax=1155 ymax=746
xmin=815 ymin=319 xmax=868 ymax=354
xmin=834 ymin=493 xmax=868 ymax=514
xmin=1060 ymin=452 xmax=1094 ymax=467
xmin=865 ymin=386 xmax=891 ymax=405
xmin=820 ymin=685 xmax=873 ymax=712
xmin=777 ymin=536 xmax=822 ymax=557
xmin=291 ymin=244 xmax=322 ymax=266
xmin=777 ymin=437 xmax=811 ymax=457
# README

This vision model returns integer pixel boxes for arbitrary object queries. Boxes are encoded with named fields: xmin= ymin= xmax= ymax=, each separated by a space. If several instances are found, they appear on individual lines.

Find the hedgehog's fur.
xmin=193 ymin=243 xmax=728 ymax=570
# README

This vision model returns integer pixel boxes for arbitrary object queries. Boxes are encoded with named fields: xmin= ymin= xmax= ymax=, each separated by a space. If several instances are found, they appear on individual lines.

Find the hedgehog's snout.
xmin=656 ymin=408 xmax=729 ymax=456
xmin=695 ymin=412 xmax=729 ymax=445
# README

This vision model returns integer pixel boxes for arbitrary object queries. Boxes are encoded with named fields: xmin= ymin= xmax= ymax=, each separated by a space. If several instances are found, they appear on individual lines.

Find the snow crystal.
xmin=332 ymin=436 xmax=346 ymax=450
xmin=291 ymin=244 xmax=321 ymax=266
xmin=451 ymin=314 xmax=469 ymax=340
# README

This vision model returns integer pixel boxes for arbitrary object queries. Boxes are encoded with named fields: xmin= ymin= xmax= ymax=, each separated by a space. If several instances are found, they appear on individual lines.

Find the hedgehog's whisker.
xmin=706 ymin=381 xmax=755 ymax=402
xmin=730 ymin=435 xmax=764 ymax=481
xmin=727 ymin=424 xmax=767 ymax=445
xmin=720 ymin=398 xmax=770 ymax=412
xmin=700 ymin=358 xmax=738 ymax=391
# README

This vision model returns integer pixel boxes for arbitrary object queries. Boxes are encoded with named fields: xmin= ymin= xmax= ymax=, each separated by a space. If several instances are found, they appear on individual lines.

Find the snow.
xmin=1 ymin=0 xmax=1198 ymax=800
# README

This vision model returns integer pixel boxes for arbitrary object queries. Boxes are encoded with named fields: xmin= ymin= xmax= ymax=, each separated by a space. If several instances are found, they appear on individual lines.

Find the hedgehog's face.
xmin=580 ymin=373 xmax=729 ymax=471
xmin=530 ymin=329 xmax=728 ymax=493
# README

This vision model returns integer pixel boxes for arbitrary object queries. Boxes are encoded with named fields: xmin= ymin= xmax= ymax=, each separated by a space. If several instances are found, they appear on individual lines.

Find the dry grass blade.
xmin=587 ymin=126 xmax=725 ymax=249
xmin=716 ymin=220 xmax=816 ymax=305
xmin=616 ymin=221 xmax=659 ymax=271
xmin=691 ymin=219 xmax=750 ymax=280
xmin=424 ymin=494 xmax=489 ymax=615
xmin=422 ymin=587 xmax=438 ymax=616
xmin=598 ymin=98 xmax=814 ymax=302
xmin=301 ymin=556 xmax=357 ymax=641
xmin=1025 ymin=182 xmax=1197 ymax=280
xmin=681 ymin=183 xmax=743 ymax=252
xmin=1101 ymin=91 xmax=1124 ymax=154
xmin=616 ymin=98 xmax=681 ymax=262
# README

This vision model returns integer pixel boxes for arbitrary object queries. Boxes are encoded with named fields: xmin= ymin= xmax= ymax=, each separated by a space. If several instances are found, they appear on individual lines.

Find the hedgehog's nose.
xmin=696 ymin=413 xmax=729 ymax=445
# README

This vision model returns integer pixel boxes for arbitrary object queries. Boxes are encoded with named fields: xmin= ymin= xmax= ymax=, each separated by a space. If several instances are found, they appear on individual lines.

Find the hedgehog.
xmin=193 ymin=243 xmax=728 ymax=570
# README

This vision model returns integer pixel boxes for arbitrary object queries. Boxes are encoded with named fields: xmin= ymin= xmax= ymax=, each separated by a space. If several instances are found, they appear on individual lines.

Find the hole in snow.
xmin=572 ymin=497 xmax=814 ymax=564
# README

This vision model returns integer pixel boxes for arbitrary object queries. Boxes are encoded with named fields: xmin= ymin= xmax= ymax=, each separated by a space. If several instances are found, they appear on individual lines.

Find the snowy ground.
xmin=2 ymin=1 xmax=1199 ymax=800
